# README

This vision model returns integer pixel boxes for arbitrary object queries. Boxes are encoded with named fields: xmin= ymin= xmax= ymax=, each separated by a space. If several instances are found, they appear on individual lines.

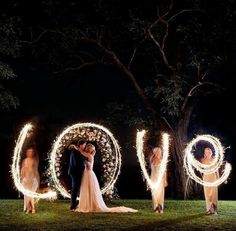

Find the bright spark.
xmin=136 ymin=130 xmax=169 ymax=190
xmin=11 ymin=123 xmax=57 ymax=199
xmin=49 ymin=122 xmax=121 ymax=198
xmin=184 ymin=134 xmax=232 ymax=187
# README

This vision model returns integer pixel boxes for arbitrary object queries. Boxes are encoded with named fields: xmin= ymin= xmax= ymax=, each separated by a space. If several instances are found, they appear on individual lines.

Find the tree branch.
xmin=148 ymin=26 xmax=176 ymax=72
xmin=52 ymin=37 xmax=158 ymax=115
xmin=188 ymin=81 xmax=222 ymax=97
xmin=128 ymin=47 xmax=137 ymax=70
xmin=21 ymin=30 xmax=49 ymax=44
xmin=197 ymin=64 xmax=201 ymax=81
xmin=163 ymin=0 xmax=174 ymax=19
xmin=109 ymin=50 xmax=157 ymax=115
xmin=161 ymin=20 xmax=169 ymax=50
xmin=147 ymin=2 xmax=176 ymax=72
xmin=84 ymin=39 xmax=158 ymax=114
xmin=200 ymin=71 xmax=207 ymax=81
xmin=147 ymin=6 xmax=200 ymax=74
xmin=181 ymin=81 xmax=222 ymax=111
xmin=161 ymin=116 xmax=174 ymax=132
xmin=53 ymin=61 xmax=105 ymax=74
xmin=20 ymin=27 xmax=68 ymax=45
xmin=167 ymin=9 xmax=200 ymax=22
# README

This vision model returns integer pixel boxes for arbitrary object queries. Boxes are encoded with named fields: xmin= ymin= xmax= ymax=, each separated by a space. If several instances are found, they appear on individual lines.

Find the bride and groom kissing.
xmin=68 ymin=140 xmax=137 ymax=213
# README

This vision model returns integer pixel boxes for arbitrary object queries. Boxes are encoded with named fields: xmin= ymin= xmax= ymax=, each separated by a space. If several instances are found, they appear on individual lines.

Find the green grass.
xmin=0 ymin=199 xmax=236 ymax=230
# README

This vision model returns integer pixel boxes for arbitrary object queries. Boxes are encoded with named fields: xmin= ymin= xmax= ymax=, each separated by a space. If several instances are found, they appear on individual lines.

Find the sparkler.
xmin=49 ymin=122 xmax=121 ymax=198
xmin=184 ymin=134 xmax=232 ymax=187
xmin=136 ymin=130 xmax=169 ymax=190
xmin=11 ymin=123 xmax=57 ymax=199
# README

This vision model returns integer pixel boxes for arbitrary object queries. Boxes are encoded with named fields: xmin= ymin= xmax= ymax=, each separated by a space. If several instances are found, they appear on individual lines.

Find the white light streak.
xmin=11 ymin=123 xmax=57 ymax=199
xmin=184 ymin=134 xmax=232 ymax=187
xmin=49 ymin=122 xmax=121 ymax=198
xmin=136 ymin=130 xmax=169 ymax=190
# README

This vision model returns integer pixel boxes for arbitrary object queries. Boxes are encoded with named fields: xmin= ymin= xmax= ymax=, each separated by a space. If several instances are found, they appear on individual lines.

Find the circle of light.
xmin=11 ymin=123 xmax=57 ymax=199
xmin=49 ymin=122 xmax=121 ymax=199
xmin=184 ymin=134 xmax=232 ymax=187
xmin=136 ymin=130 xmax=169 ymax=190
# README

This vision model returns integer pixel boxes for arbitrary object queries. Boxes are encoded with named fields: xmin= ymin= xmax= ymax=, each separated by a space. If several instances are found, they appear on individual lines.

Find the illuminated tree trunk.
xmin=169 ymin=101 xmax=201 ymax=198
xmin=172 ymin=105 xmax=193 ymax=198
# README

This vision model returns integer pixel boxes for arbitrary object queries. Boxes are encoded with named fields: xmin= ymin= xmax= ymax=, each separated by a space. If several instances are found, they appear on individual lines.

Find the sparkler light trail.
xmin=11 ymin=123 xmax=57 ymax=199
xmin=49 ymin=122 xmax=121 ymax=199
xmin=136 ymin=130 xmax=169 ymax=190
xmin=184 ymin=134 xmax=232 ymax=187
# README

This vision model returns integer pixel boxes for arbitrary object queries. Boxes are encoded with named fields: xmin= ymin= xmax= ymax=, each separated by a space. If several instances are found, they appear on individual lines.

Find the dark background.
xmin=0 ymin=0 xmax=235 ymax=200
xmin=0 ymin=64 xmax=235 ymax=200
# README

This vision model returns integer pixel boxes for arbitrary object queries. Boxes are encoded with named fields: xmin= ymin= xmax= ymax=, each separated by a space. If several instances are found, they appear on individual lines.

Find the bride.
xmin=75 ymin=143 xmax=138 ymax=213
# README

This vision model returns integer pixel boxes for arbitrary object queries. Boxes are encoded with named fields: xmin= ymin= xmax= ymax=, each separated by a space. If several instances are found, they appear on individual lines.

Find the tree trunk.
xmin=170 ymin=105 xmax=194 ymax=198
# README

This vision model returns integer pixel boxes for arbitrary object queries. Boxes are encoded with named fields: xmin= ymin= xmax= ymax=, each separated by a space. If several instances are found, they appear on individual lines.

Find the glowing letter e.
xmin=184 ymin=134 xmax=232 ymax=187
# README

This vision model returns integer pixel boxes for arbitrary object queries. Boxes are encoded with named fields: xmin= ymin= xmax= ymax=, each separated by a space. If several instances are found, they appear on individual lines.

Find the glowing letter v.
xmin=136 ymin=130 xmax=170 ymax=191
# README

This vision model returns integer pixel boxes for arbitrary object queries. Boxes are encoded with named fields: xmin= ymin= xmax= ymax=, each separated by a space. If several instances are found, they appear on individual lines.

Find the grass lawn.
xmin=0 ymin=199 xmax=236 ymax=230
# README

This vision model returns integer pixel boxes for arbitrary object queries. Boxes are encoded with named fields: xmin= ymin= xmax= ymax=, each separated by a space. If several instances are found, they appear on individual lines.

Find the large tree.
xmin=0 ymin=16 xmax=20 ymax=110
xmin=7 ymin=0 xmax=236 ymax=197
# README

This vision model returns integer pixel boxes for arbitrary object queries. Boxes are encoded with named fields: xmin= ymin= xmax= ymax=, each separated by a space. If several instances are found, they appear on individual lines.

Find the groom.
xmin=68 ymin=140 xmax=87 ymax=211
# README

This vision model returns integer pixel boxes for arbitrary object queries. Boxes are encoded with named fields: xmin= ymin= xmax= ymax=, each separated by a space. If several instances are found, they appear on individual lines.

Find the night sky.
xmin=0 ymin=0 xmax=236 ymax=200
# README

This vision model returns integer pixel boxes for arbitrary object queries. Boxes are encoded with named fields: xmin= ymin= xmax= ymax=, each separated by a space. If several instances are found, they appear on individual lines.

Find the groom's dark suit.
xmin=68 ymin=147 xmax=87 ymax=210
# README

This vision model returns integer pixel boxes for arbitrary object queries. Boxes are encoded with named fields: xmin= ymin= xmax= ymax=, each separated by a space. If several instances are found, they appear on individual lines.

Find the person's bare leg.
xmin=30 ymin=198 xmax=36 ymax=213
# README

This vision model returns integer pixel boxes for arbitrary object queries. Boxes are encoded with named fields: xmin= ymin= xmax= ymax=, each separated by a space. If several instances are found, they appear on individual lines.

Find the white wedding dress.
xmin=21 ymin=158 xmax=40 ymax=212
xmin=76 ymin=156 xmax=138 ymax=213
xmin=150 ymin=163 xmax=165 ymax=211
xmin=203 ymin=172 xmax=218 ymax=212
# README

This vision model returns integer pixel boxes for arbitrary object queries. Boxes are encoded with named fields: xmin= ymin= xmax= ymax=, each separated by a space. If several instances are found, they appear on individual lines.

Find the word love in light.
xmin=11 ymin=123 xmax=57 ymax=199
xmin=184 ymin=134 xmax=232 ymax=187
xmin=12 ymin=123 xmax=231 ymax=198
xmin=136 ymin=130 xmax=170 ymax=191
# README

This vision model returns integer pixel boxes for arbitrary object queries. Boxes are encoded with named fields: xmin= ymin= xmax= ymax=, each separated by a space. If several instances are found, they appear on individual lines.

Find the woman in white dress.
xmin=149 ymin=147 xmax=168 ymax=213
xmin=76 ymin=143 xmax=138 ymax=213
xmin=201 ymin=147 xmax=219 ymax=215
xmin=20 ymin=147 xmax=40 ymax=214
